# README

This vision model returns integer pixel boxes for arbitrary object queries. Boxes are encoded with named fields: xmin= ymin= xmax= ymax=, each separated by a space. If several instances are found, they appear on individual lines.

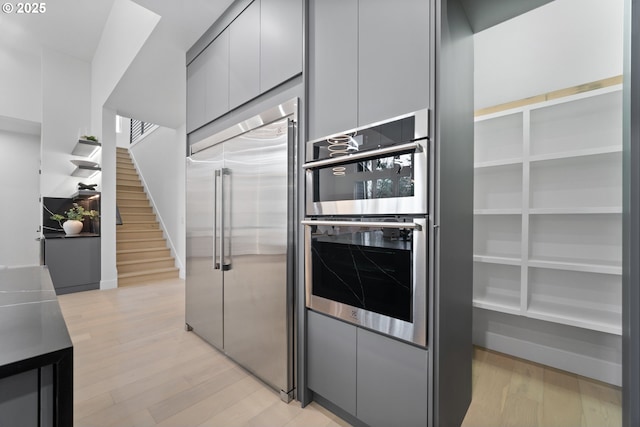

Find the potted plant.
xmin=80 ymin=135 xmax=99 ymax=142
xmin=50 ymin=203 xmax=99 ymax=235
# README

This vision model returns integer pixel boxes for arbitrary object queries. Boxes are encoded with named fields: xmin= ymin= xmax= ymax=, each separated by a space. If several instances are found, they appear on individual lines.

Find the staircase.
xmin=116 ymin=147 xmax=179 ymax=286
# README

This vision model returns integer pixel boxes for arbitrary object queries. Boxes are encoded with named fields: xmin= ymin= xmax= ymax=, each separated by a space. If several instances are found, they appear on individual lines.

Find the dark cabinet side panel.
xmin=308 ymin=0 xmax=358 ymax=140
xmin=260 ymin=0 xmax=303 ymax=92
xmin=358 ymin=0 xmax=430 ymax=126
xmin=0 ymin=370 xmax=39 ymax=427
xmin=229 ymin=0 xmax=261 ymax=109
xmin=307 ymin=310 xmax=357 ymax=416
xmin=356 ymin=328 xmax=429 ymax=427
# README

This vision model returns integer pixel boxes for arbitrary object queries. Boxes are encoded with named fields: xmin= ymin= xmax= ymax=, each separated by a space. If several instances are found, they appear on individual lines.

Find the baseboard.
xmin=474 ymin=330 xmax=622 ymax=386
xmin=100 ymin=278 xmax=118 ymax=290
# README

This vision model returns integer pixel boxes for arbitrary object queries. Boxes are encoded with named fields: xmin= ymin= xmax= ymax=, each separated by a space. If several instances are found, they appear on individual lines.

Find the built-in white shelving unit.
xmin=473 ymin=81 xmax=623 ymax=335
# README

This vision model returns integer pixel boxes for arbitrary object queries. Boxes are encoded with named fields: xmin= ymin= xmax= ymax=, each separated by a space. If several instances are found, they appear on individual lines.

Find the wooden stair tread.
xmin=117 ymin=247 xmax=169 ymax=254
xmin=117 ymin=220 xmax=157 ymax=224
xmin=116 ymin=149 xmax=179 ymax=287
xmin=116 ymin=237 xmax=165 ymax=243
xmin=117 ymin=257 xmax=174 ymax=266
xmin=118 ymin=267 xmax=178 ymax=279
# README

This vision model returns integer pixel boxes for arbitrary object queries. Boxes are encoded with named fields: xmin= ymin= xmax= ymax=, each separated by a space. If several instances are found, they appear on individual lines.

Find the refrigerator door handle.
xmin=220 ymin=167 xmax=231 ymax=271
xmin=214 ymin=169 xmax=222 ymax=270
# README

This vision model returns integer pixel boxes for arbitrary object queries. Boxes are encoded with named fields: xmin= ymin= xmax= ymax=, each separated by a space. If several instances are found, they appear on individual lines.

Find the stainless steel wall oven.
xmin=304 ymin=109 xmax=429 ymax=216
xmin=303 ymin=110 xmax=429 ymax=346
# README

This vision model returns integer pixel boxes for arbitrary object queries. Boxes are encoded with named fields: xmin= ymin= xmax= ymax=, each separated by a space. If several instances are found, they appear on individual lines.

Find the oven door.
xmin=304 ymin=142 xmax=428 ymax=216
xmin=303 ymin=109 xmax=429 ymax=216
xmin=303 ymin=217 xmax=427 ymax=346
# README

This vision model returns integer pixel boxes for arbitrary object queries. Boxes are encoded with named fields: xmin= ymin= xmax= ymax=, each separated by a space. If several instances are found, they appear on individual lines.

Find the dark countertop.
xmin=43 ymin=232 xmax=100 ymax=239
xmin=0 ymin=266 xmax=73 ymax=376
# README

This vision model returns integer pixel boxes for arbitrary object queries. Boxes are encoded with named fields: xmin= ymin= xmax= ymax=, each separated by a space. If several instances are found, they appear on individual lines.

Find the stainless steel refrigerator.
xmin=186 ymin=99 xmax=297 ymax=401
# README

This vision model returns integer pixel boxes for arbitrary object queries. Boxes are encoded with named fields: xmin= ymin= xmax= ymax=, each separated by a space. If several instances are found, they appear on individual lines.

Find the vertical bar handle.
xmin=214 ymin=169 xmax=222 ymax=270
xmin=221 ymin=168 xmax=231 ymax=271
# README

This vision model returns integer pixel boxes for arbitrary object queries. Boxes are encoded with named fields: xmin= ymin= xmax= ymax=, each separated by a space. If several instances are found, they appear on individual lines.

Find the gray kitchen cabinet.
xmin=307 ymin=310 xmax=430 ymax=426
xmin=308 ymin=0 xmax=430 ymax=139
xmin=0 ymin=370 xmax=39 ymax=427
xmin=357 ymin=328 xmax=429 ymax=427
xmin=358 ymin=0 xmax=430 ymax=126
xmin=186 ymin=30 xmax=230 ymax=133
xmin=44 ymin=237 xmax=101 ymax=294
xmin=260 ymin=0 xmax=303 ymax=93
xmin=308 ymin=0 xmax=358 ymax=140
xmin=229 ymin=0 xmax=261 ymax=109
xmin=307 ymin=310 xmax=357 ymax=416
xmin=186 ymin=47 xmax=207 ymax=133
xmin=205 ymin=30 xmax=230 ymax=125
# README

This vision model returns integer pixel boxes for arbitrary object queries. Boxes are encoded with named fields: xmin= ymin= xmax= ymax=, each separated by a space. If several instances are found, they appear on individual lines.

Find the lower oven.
xmin=302 ymin=216 xmax=427 ymax=346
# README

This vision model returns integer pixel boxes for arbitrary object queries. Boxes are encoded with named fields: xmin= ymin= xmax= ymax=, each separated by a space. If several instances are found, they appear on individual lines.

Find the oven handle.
xmin=301 ymin=219 xmax=422 ymax=231
xmin=301 ymin=141 xmax=423 ymax=169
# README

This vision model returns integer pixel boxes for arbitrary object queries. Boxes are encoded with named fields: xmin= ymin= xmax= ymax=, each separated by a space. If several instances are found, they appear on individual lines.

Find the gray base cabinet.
xmin=307 ymin=311 xmax=429 ymax=427
xmin=44 ymin=237 xmax=101 ymax=294
xmin=357 ymin=328 xmax=429 ymax=427
xmin=307 ymin=310 xmax=357 ymax=416
xmin=0 ymin=370 xmax=39 ymax=427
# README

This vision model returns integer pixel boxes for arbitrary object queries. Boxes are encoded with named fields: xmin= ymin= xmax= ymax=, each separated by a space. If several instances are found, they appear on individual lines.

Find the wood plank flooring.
xmin=58 ymin=279 xmax=622 ymax=427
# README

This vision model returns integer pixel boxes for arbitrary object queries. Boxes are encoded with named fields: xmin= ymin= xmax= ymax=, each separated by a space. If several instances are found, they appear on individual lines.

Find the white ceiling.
xmin=0 ymin=0 xmax=233 ymax=129
xmin=0 ymin=0 xmax=115 ymax=61
xmin=1 ymin=0 xmax=555 ymax=129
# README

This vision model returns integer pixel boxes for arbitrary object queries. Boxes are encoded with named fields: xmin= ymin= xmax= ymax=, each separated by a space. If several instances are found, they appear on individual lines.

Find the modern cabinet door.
xmin=358 ymin=0 xmax=430 ymax=126
xmin=307 ymin=310 xmax=357 ymax=416
xmin=229 ymin=0 xmax=261 ymax=109
xmin=45 ymin=237 xmax=101 ymax=294
xmin=260 ymin=0 xmax=303 ymax=92
xmin=205 ymin=29 xmax=230 ymax=124
xmin=186 ymin=30 xmax=229 ymax=133
xmin=186 ymin=49 xmax=208 ymax=133
xmin=308 ymin=0 xmax=358 ymax=140
xmin=357 ymin=329 xmax=429 ymax=427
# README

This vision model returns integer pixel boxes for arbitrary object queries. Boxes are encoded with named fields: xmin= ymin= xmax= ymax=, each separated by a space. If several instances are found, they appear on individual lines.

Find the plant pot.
xmin=63 ymin=220 xmax=83 ymax=235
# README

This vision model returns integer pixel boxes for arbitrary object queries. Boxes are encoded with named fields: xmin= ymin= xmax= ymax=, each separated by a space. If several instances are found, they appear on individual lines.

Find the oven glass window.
xmin=310 ymin=115 xmax=416 ymax=161
xmin=313 ymin=152 xmax=415 ymax=202
xmin=310 ymin=224 xmax=413 ymax=322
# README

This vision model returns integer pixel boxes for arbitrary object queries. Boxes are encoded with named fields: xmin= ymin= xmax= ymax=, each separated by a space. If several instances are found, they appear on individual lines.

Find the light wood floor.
xmin=58 ymin=279 xmax=622 ymax=427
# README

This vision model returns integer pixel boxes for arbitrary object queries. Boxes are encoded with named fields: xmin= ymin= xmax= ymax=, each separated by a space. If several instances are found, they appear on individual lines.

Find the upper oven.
xmin=303 ymin=109 xmax=429 ymax=216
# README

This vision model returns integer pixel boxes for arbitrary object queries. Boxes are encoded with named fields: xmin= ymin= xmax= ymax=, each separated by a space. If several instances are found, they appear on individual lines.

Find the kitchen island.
xmin=0 ymin=266 xmax=73 ymax=426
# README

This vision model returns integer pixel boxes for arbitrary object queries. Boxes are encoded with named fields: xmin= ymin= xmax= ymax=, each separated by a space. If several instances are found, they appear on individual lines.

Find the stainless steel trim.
xmin=305 ymin=109 xmax=429 ymax=216
xmin=214 ymin=169 xmax=221 ymax=270
xmin=190 ymin=98 xmax=299 ymax=155
xmin=306 ymin=108 xmax=430 ymax=147
xmin=303 ymin=217 xmax=428 ymax=347
xmin=301 ymin=219 xmax=421 ymax=230
xmin=301 ymin=141 xmax=423 ymax=169
xmin=220 ymin=168 xmax=230 ymax=271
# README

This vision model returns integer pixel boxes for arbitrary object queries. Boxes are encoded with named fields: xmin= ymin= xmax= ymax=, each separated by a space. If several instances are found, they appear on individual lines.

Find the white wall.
xmin=474 ymin=0 xmax=624 ymax=109
xmin=0 ymin=28 xmax=41 ymax=123
xmin=91 ymin=0 xmax=160 ymax=136
xmin=0 ymin=129 xmax=41 ymax=267
xmin=41 ymin=48 xmax=92 ymax=198
xmin=90 ymin=0 xmax=159 ymax=289
xmin=129 ymin=126 xmax=186 ymax=277
xmin=116 ymin=117 xmax=132 ymax=148
xmin=473 ymin=0 xmax=624 ymax=385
